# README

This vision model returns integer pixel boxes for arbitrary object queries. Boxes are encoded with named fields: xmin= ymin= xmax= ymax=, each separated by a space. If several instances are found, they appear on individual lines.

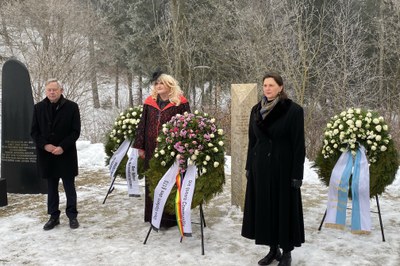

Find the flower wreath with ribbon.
xmin=145 ymin=110 xmax=225 ymax=237
xmin=104 ymin=106 xmax=144 ymax=177
xmin=314 ymin=107 xmax=398 ymax=197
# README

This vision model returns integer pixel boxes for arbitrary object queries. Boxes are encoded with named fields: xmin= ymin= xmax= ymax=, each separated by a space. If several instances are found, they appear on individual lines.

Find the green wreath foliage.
xmin=104 ymin=106 xmax=145 ymax=178
xmin=145 ymin=111 xmax=226 ymax=214
xmin=314 ymin=108 xmax=399 ymax=197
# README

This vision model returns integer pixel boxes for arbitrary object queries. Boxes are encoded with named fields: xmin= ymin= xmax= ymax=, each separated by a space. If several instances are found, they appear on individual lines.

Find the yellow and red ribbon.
xmin=175 ymin=171 xmax=184 ymax=237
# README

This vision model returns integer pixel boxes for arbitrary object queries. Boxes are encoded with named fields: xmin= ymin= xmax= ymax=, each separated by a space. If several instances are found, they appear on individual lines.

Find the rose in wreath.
xmin=145 ymin=110 xmax=226 ymax=214
xmin=104 ymin=106 xmax=144 ymax=177
xmin=314 ymin=107 xmax=398 ymax=196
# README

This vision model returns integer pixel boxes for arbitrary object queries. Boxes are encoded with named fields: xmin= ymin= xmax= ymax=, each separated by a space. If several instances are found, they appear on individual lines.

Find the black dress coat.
xmin=133 ymin=95 xmax=190 ymax=225
xmin=241 ymin=98 xmax=305 ymax=251
xmin=31 ymin=95 xmax=81 ymax=179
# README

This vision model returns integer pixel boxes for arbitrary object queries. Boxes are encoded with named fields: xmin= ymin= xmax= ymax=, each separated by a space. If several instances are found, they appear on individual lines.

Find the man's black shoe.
xmin=69 ymin=218 xmax=79 ymax=229
xmin=43 ymin=217 xmax=60 ymax=230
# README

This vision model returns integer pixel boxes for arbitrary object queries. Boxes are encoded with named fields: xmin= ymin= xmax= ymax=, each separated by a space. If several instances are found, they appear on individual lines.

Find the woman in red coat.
xmin=242 ymin=72 xmax=305 ymax=266
xmin=133 ymin=72 xmax=190 ymax=227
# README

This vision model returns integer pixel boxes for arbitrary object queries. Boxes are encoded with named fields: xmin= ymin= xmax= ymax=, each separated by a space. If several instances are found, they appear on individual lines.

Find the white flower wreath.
xmin=321 ymin=107 xmax=391 ymax=163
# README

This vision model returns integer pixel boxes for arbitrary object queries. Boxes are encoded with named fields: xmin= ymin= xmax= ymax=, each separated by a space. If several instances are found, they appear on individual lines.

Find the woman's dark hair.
xmin=262 ymin=72 xmax=288 ymax=99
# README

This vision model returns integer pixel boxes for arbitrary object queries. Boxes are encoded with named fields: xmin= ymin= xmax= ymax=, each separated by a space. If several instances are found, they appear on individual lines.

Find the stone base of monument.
xmin=0 ymin=178 xmax=8 ymax=207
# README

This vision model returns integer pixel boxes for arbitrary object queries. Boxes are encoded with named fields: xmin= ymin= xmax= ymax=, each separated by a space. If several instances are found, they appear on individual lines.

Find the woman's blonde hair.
xmin=150 ymin=73 xmax=183 ymax=106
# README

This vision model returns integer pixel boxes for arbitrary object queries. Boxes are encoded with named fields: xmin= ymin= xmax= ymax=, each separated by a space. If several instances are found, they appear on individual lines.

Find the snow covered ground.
xmin=0 ymin=140 xmax=399 ymax=265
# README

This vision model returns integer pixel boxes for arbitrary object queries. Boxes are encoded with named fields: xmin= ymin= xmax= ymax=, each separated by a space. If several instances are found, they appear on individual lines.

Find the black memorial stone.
xmin=0 ymin=178 xmax=6 ymax=206
xmin=1 ymin=59 xmax=47 ymax=194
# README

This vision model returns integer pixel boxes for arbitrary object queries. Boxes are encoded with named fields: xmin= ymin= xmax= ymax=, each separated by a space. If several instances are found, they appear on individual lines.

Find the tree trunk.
xmin=137 ymin=74 xmax=143 ymax=105
xmin=127 ymin=70 xmax=133 ymax=107
xmin=115 ymin=64 xmax=119 ymax=108
xmin=89 ymin=35 xmax=100 ymax=108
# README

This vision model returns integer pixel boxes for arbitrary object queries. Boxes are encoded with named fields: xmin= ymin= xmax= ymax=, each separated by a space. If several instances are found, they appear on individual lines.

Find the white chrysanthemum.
xmin=213 ymin=147 xmax=219 ymax=152
xmin=218 ymin=141 xmax=224 ymax=146
xmin=218 ymin=129 xmax=224 ymax=135
xmin=170 ymin=151 xmax=175 ymax=157
xmin=375 ymin=125 xmax=382 ymax=132
xmin=210 ymin=118 xmax=216 ymax=123
xmin=159 ymin=150 xmax=165 ymax=155
xmin=213 ymin=162 xmax=220 ymax=168
xmin=191 ymin=154 xmax=197 ymax=160
xmin=380 ymin=145 xmax=387 ymax=152
xmin=205 ymin=155 xmax=211 ymax=161
xmin=355 ymin=120 xmax=362 ymax=128
xmin=161 ymin=161 xmax=166 ymax=166
xmin=383 ymin=125 xmax=388 ymax=131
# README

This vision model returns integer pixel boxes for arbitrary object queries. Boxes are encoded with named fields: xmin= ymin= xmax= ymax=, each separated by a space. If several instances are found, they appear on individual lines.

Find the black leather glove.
xmin=246 ymin=170 xmax=250 ymax=179
xmin=291 ymin=179 xmax=302 ymax=189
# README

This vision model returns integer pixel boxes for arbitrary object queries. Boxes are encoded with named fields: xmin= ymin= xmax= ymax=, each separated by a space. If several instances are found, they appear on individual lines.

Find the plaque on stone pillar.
xmin=230 ymin=84 xmax=258 ymax=209
xmin=1 ymin=59 xmax=47 ymax=195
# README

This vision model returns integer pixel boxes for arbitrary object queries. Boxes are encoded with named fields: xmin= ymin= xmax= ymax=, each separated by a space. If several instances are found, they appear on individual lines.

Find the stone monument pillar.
xmin=1 ymin=59 xmax=47 ymax=196
xmin=230 ymin=84 xmax=258 ymax=209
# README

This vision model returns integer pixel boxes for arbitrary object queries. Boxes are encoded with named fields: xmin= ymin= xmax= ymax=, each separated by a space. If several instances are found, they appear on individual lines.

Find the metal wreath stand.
xmin=143 ymin=203 xmax=207 ymax=255
xmin=318 ymin=193 xmax=386 ymax=242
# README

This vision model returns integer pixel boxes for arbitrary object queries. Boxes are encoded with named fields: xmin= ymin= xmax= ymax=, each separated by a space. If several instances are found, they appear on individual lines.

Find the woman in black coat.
xmin=242 ymin=73 xmax=305 ymax=266
xmin=31 ymin=79 xmax=81 ymax=230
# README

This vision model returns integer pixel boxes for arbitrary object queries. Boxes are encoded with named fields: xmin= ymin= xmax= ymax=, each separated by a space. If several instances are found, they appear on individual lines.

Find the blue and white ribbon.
xmin=325 ymin=146 xmax=371 ymax=234
xmin=350 ymin=146 xmax=371 ymax=234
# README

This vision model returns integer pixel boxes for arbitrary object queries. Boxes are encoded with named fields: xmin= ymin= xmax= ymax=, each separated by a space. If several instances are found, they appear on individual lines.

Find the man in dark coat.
xmin=31 ymin=78 xmax=81 ymax=230
xmin=242 ymin=73 xmax=305 ymax=266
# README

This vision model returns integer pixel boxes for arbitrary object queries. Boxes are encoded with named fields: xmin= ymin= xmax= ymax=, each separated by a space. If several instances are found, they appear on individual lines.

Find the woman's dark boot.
xmin=258 ymin=246 xmax=282 ymax=265
xmin=277 ymin=251 xmax=292 ymax=266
